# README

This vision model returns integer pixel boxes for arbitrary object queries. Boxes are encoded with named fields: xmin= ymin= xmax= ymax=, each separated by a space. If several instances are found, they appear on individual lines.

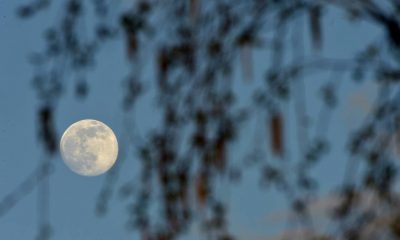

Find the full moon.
xmin=60 ymin=119 xmax=118 ymax=176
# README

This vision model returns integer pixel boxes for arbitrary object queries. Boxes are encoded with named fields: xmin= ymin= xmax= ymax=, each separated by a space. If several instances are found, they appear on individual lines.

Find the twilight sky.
xmin=0 ymin=1 xmax=382 ymax=239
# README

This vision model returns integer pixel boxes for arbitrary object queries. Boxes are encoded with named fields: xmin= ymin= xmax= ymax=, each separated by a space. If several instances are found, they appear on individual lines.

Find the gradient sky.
xmin=0 ymin=1 xmax=382 ymax=239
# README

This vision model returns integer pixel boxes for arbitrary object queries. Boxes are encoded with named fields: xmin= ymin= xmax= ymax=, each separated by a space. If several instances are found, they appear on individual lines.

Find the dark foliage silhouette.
xmin=3 ymin=0 xmax=400 ymax=239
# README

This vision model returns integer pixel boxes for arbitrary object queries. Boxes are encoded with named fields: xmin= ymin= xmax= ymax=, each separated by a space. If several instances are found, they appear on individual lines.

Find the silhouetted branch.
xmin=0 ymin=161 xmax=53 ymax=217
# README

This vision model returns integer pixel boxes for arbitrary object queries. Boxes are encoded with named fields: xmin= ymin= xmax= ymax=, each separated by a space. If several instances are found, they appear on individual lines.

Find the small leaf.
xmin=38 ymin=106 xmax=57 ymax=153
xmin=17 ymin=6 xmax=34 ymax=18
xmin=190 ymin=0 xmax=200 ymax=23
xmin=270 ymin=113 xmax=284 ymax=156
xmin=213 ymin=138 xmax=226 ymax=171
xmin=157 ymin=48 xmax=170 ymax=85
xmin=67 ymin=0 xmax=81 ymax=16
xmin=75 ymin=79 xmax=88 ymax=99
xmin=320 ymin=83 xmax=336 ymax=108
xmin=309 ymin=5 xmax=322 ymax=50
xmin=195 ymin=171 xmax=209 ymax=208
xmin=126 ymin=32 xmax=138 ymax=59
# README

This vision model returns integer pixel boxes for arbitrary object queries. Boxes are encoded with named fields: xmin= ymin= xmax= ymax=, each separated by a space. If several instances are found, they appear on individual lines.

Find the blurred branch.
xmin=0 ymin=161 xmax=53 ymax=217
xmin=12 ymin=0 xmax=400 ymax=239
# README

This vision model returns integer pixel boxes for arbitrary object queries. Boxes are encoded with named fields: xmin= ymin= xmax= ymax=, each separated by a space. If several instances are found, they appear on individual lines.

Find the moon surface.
xmin=60 ymin=119 xmax=118 ymax=176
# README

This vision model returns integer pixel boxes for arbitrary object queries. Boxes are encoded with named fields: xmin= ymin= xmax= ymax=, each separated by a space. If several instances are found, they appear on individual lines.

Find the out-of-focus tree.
xmin=3 ymin=0 xmax=400 ymax=239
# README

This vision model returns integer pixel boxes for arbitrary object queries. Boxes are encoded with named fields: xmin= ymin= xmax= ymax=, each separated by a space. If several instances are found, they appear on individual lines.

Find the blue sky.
xmin=0 ymin=1 xmax=383 ymax=239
